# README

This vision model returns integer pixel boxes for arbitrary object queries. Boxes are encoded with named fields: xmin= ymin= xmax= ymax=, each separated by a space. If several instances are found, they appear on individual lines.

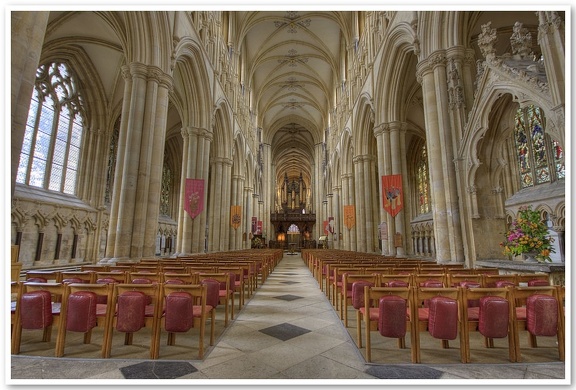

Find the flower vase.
xmin=522 ymin=251 xmax=539 ymax=263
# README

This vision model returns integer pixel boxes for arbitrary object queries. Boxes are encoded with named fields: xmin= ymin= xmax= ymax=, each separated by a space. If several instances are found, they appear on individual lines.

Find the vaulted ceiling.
xmin=236 ymin=11 xmax=349 ymax=190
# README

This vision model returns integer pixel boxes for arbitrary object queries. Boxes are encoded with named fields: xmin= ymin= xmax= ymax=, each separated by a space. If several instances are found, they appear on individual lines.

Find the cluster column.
xmin=105 ymin=63 xmax=172 ymax=261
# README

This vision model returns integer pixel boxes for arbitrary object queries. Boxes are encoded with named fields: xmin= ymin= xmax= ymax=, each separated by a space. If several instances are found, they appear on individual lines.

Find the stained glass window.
xmin=513 ymin=105 xmax=564 ymax=188
xmin=416 ymin=144 xmax=430 ymax=214
xmin=16 ymin=62 xmax=84 ymax=195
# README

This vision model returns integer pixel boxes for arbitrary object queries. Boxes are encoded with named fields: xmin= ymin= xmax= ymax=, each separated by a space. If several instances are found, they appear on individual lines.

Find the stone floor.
xmin=9 ymin=252 xmax=567 ymax=386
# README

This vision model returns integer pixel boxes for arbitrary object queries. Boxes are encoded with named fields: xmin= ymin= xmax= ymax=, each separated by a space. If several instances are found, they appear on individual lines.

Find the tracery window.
xmin=513 ymin=105 xmax=564 ymax=188
xmin=416 ymin=144 xmax=430 ymax=214
xmin=17 ymin=62 xmax=85 ymax=194
xmin=160 ymin=159 xmax=172 ymax=216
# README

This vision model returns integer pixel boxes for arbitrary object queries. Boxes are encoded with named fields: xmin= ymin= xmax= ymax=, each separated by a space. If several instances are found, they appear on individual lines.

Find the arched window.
xmin=104 ymin=117 xmax=120 ymax=205
xmin=514 ymin=105 xmax=564 ymax=188
xmin=16 ymin=62 xmax=85 ymax=195
xmin=416 ymin=144 xmax=430 ymax=214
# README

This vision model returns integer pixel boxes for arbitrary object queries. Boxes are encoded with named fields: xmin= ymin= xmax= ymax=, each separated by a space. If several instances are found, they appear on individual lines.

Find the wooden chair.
xmin=516 ymin=273 xmax=550 ymax=286
xmin=104 ymin=283 xmax=162 ymax=359
xmin=55 ymin=283 xmax=114 ymax=358
xmin=11 ymin=282 xmax=21 ymax=334
xmin=461 ymin=287 xmax=515 ymax=363
xmin=198 ymin=273 xmax=232 ymax=326
xmin=163 ymin=272 xmax=199 ymax=285
xmin=81 ymin=265 xmax=109 ymax=272
xmin=341 ymin=273 xmax=379 ymax=327
xmin=362 ymin=286 xmax=415 ymax=363
xmin=413 ymin=273 xmax=446 ymax=287
xmin=12 ymin=282 xmax=65 ymax=355
xmin=473 ymin=267 xmax=500 ymax=276
xmin=482 ymin=274 xmax=518 ymax=287
xmin=447 ymin=274 xmax=482 ymax=288
xmin=25 ymin=271 xmax=61 ymax=283
xmin=156 ymin=284 xmax=208 ymax=359
xmin=332 ymin=267 xmax=364 ymax=311
xmin=60 ymin=271 xmax=95 ymax=284
xmin=217 ymin=266 xmax=246 ymax=310
xmin=379 ymin=274 xmax=412 ymax=287
xmin=511 ymin=286 xmax=564 ymax=362
xmin=128 ymin=271 xmax=163 ymax=284
xmin=95 ymin=271 xmax=128 ymax=284
xmin=412 ymin=287 xmax=466 ymax=363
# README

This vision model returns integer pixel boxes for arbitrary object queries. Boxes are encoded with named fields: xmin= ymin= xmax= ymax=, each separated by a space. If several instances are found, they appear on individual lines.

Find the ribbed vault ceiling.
xmin=238 ymin=11 xmax=347 ymax=190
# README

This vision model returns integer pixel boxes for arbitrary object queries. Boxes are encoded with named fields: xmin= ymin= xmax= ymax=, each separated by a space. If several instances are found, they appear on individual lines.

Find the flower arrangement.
xmin=500 ymin=206 xmax=554 ymax=262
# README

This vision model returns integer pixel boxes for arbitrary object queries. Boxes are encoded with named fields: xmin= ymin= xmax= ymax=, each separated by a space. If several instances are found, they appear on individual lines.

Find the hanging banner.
xmin=185 ymin=178 xmax=205 ymax=219
xmin=256 ymin=220 xmax=263 ymax=235
xmin=382 ymin=174 xmax=404 ymax=218
xmin=343 ymin=205 xmax=356 ymax=230
xmin=327 ymin=217 xmax=334 ymax=235
xmin=323 ymin=220 xmax=329 ymax=236
xmin=231 ymin=205 xmax=242 ymax=230
xmin=251 ymin=217 xmax=257 ymax=233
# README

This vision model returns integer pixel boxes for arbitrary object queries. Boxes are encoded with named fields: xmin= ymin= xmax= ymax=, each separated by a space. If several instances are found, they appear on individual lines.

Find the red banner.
xmin=185 ymin=178 xmax=205 ymax=219
xmin=251 ymin=217 xmax=257 ymax=233
xmin=256 ymin=220 xmax=263 ymax=235
xmin=382 ymin=174 xmax=403 ymax=217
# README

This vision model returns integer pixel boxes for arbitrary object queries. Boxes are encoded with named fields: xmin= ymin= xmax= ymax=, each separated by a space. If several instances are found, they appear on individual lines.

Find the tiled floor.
xmin=9 ymin=252 xmax=567 ymax=386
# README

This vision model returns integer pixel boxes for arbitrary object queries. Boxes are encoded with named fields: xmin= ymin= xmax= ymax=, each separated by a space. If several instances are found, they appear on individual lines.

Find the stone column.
xmin=374 ymin=124 xmax=392 ymax=255
xmin=314 ymin=142 xmax=324 ymax=240
xmin=341 ymin=173 xmax=351 ymax=250
xmin=353 ymin=155 xmax=366 ymax=252
xmin=142 ymin=70 xmax=172 ymax=256
xmin=332 ymin=185 xmax=341 ymax=249
xmin=389 ymin=122 xmax=407 ymax=257
xmin=262 ymin=143 xmax=273 ymax=241
xmin=347 ymin=171 xmax=357 ymax=251
xmin=107 ymin=63 xmax=148 ymax=261
xmin=326 ymin=193 xmax=333 ymax=248
xmin=537 ymin=11 xmax=565 ymax=128
xmin=176 ymin=127 xmax=212 ymax=255
xmin=416 ymin=54 xmax=450 ymax=262
xmin=11 ymin=12 xmax=50 ymax=197
xmin=244 ymin=185 xmax=253 ymax=249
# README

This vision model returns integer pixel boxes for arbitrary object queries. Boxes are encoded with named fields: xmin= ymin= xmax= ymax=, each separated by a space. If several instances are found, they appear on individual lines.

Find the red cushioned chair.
xmin=362 ymin=286 xmax=415 ymax=363
xmin=461 ymin=287 xmax=515 ymax=363
xmin=341 ymin=273 xmax=379 ymax=327
xmin=198 ymin=273 xmax=232 ymax=326
xmin=511 ymin=286 xmax=564 ymax=362
xmin=352 ymin=280 xmax=374 ymax=347
xmin=412 ymin=287 xmax=465 ymax=363
xmin=104 ymin=283 xmax=161 ymax=359
xmin=55 ymin=283 xmax=114 ymax=358
xmin=155 ymin=284 xmax=208 ymax=359
xmin=11 ymin=282 xmax=65 ymax=355
xmin=200 ymin=278 xmax=220 ymax=346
